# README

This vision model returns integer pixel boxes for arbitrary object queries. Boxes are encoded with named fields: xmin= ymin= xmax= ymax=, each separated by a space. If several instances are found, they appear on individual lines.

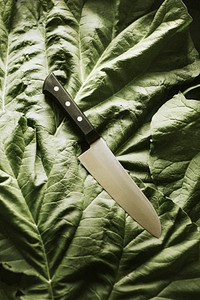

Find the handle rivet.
xmin=65 ymin=101 xmax=71 ymax=107
xmin=77 ymin=116 xmax=83 ymax=122
xmin=54 ymin=86 xmax=59 ymax=92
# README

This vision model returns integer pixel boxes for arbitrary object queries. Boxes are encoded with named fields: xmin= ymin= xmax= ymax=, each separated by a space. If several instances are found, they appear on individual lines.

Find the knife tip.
xmin=154 ymin=228 xmax=162 ymax=239
xmin=151 ymin=219 xmax=162 ymax=239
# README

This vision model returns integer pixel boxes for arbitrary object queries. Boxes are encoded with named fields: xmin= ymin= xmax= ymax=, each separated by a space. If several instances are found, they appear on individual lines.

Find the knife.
xmin=43 ymin=73 xmax=161 ymax=238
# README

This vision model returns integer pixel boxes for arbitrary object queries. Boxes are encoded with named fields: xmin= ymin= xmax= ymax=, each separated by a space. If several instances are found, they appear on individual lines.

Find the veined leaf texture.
xmin=0 ymin=0 xmax=200 ymax=299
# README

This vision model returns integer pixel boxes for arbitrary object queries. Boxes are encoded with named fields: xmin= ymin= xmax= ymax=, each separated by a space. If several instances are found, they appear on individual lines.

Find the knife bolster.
xmin=85 ymin=129 xmax=100 ymax=145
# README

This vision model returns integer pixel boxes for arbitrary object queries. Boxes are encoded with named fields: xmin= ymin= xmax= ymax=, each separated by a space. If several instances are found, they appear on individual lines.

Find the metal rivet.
xmin=65 ymin=101 xmax=71 ymax=107
xmin=54 ymin=86 xmax=59 ymax=92
xmin=77 ymin=116 xmax=83 ymax=122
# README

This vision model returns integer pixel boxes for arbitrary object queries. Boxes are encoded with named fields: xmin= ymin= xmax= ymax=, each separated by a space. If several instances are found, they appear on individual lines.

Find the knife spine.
xmin=43 ymin=73 xmax=100 ymax=145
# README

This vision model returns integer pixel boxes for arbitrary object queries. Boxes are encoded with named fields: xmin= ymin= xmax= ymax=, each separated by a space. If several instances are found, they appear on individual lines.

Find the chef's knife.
xmin=43 ymin=73 xmax=161 ymax=238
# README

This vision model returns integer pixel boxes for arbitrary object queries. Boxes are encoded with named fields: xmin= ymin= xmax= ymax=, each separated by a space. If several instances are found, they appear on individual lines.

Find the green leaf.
xmin=150 ymin=85 xmax=200 ymax=225
xmin=0 ymin=0 xmax=200 ymax=299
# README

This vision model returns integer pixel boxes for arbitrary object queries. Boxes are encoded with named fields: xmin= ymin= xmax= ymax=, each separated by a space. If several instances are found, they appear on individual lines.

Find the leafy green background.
xmin=0 ymin=0 xmax=200 ymax=299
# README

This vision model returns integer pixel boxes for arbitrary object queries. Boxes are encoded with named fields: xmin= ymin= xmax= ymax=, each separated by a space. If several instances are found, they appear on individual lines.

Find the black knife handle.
xmin=43 ymin=73 xmax=99 ymax=145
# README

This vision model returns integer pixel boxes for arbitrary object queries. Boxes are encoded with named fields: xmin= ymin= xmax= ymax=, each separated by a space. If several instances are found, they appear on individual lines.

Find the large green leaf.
xmin=150 ymin=84 xmax=200 ymax=225
xmin=0 ymin=0 xmax=200 ymax=299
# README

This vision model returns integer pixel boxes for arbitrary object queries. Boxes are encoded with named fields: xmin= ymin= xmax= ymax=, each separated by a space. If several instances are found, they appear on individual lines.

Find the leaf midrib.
xmin=2 ymin=139 xmax=55 ymax=299
xmin=1 ymin=30 xmax=9 ymax=113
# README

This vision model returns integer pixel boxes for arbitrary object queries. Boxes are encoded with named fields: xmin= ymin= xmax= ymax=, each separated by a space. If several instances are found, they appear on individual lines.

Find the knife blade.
xmin=43 ymin=73 xmax=161 ymax=238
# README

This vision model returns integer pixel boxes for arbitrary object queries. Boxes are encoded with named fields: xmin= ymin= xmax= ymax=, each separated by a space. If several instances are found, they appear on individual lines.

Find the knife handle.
xmin=43 ymin=73 xmax=100 ymax=145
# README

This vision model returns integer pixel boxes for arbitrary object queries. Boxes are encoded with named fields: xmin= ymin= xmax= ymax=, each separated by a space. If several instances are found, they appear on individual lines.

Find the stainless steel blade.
xmin=79 ymin=138 xmax=161 ymax=238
